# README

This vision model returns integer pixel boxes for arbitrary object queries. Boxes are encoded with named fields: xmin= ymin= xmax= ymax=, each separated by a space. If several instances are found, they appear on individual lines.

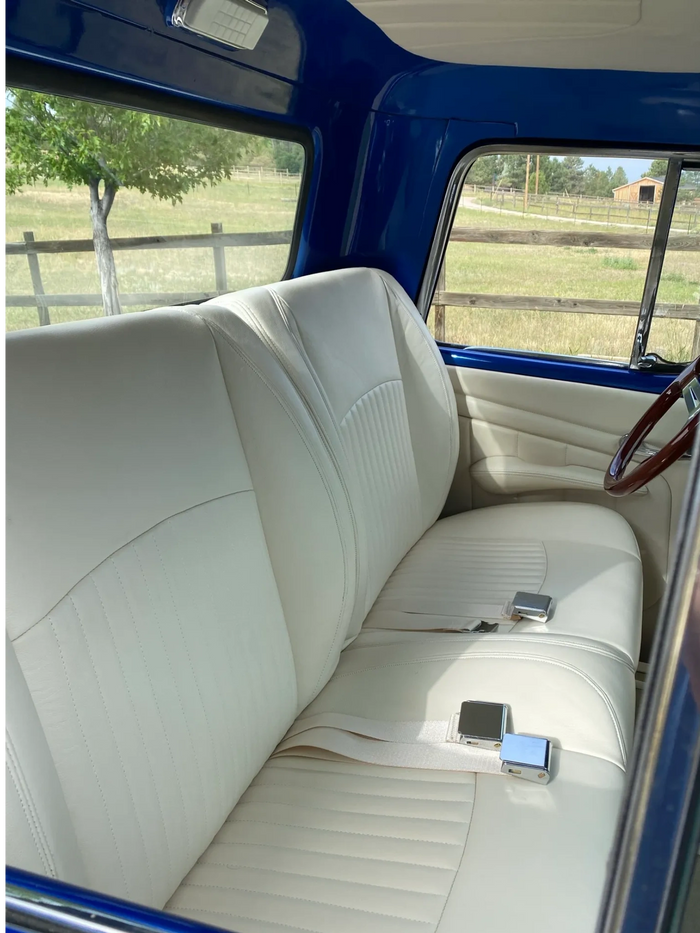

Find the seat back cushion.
xmin=204 ymin=268 xmax=459 ymax=623
xmin=188 ymin=304 xmax=358 ymax=700
xmin=6 ymin=311 xmax=300 ymax=906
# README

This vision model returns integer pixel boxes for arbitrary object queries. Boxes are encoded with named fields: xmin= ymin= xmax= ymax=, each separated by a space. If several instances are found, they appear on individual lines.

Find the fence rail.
xmin=430 ymin=228 xmax=700 ymax=353
xmin=6 ymin=224 xmax=292 ymax=325
xmin=7 ymin=225 xmax=700 ymax=342
xmin=6 ymin=229 xmax=292 ymax=256
xmin=450 ymin=227 xmax=700 ymax=251
xmin=434 ymin=292 xmax=700 ymax=320
xmin=5 ymin=292 xmax=217 ymax=308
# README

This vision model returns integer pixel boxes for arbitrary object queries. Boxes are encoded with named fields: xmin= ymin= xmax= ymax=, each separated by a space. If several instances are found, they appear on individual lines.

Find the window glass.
xmin=429 ymin=153 xmax=663 ymax=362
xmin=5 ymin=90 xmax=305 ymax=332
xmin=646 ymin=167 xmax=700 ymax=363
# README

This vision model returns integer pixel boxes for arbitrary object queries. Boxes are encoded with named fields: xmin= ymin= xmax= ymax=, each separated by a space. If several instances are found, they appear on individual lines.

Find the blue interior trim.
xmin=440 ymin=346 xmax=676 ymax=394
xmin=6 ymin=867 xmax=236 ymax=933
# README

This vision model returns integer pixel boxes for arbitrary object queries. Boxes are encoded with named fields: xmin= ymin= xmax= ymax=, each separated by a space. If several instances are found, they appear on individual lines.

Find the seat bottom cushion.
xmin=167 ymin=631 xmax=632 ymax=933
xmin=168 ymin=752 xmax=624 ymax=933
xmin=365 ymin=502 xmax=643 ymax=666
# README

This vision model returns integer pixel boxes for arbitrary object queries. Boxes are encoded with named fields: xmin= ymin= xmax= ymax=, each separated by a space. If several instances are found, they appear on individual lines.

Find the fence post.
xmin=692 ymin=322 xmax=700 ymax=360
xmin=211 ymin=222 xmax=228 ymax=294
xmin=433 ymin=261 xmax=446 ymax=342
xmin=23 ymin=231 xmax=51 ymax=326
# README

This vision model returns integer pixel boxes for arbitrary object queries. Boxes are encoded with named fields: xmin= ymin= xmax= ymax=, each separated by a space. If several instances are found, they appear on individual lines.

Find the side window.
xmin=646 ymin=166 xmax=700 ymax=363
xmin=5 ymin=90 xmax=305 ymax=332
xmin=427 ymin=151 xmax=700 ymax=365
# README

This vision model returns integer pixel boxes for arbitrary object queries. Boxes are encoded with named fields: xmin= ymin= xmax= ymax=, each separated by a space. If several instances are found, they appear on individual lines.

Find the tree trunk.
xmin=89 ymin=178 xmax=121 ymax=316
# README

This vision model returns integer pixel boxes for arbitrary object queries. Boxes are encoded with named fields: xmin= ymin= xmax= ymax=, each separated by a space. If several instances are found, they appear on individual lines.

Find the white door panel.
xmin=444 ymin=366 xmax=690 ymax=658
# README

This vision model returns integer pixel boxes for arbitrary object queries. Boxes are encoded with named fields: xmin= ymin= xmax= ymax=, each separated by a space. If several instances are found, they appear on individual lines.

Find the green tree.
xmin=499 ymin=154 xmax=528 ymax=190
xmin=678 ymin=170 xmax=700 ymax=203
xmin=610 ymin=166 xmax=628 ymax=191
xmin=5 ymin=91 xmax=257 ymax=316
xmin=466 ymin=154 xmax=506 ymax=188
xmin=560 ymin=156 xmax=585 ymax=195
xmin=270 ymin=139 xmax=304 ymax=174
xmin=648 ymin=159 xmax=668 ymax=180
xmin=545 ymin=158 xmax=569 ymax=193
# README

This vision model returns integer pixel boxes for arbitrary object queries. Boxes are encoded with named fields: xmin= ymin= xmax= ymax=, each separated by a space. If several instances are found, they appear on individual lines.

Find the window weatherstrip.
xmin=630 ymin=157 xmax=683 ymax=370
xmin=416 ymin=158 xmax=471 ymax=318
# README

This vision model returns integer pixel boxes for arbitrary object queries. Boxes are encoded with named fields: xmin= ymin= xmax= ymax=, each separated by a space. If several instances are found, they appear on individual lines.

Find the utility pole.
xmin=524 ymin=154 xmax=531 ymax=211
xmin=535 ymin=154 xmax=540 ymax=196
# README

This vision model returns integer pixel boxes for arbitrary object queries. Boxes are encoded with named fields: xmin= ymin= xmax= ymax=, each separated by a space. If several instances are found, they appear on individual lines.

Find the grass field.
xmin=430 ymin=203 xmax=700 ymax=362
xmin=6 ymin=177 xmax=300 ymax=331
xmin=6 ymin=178 xmax=700 ymax=361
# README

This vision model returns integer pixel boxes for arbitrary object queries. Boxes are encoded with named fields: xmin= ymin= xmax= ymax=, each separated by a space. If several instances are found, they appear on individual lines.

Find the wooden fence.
xmin=7 ymin=225 xmax=700 ymax=348
xmin=432 ymin=227 xmax=700 ymax=353
xmin=6 ymin=223 xmax=292 ymax=324
xmin=464 ymin=185 xmax=700 ymax=232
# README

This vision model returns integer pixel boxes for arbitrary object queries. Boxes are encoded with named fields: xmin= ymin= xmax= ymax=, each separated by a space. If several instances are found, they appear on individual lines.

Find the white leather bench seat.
xmin=6 ymin=272 xmax=641 ymax=933
xmin=365 ymin=502 xmax=642 ymax=666
xmin=205 ymin=268 xmax=643 ymax=666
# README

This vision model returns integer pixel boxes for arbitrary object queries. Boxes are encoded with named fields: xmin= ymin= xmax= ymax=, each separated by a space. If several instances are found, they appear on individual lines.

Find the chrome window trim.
xmin=5 ymin=881 xmax=231 ymax=933
xmin=631 ymin=157 xmax=683 ymax=369
xmin=6 ymin=886 xmax=151 ymax=933
xmin=419 ymin=144 xmax=699 ymax=372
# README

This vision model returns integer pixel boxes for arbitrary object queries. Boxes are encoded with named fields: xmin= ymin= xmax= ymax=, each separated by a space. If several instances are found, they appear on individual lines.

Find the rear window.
xmin=5 ymin=90 xmax=306 ymax=331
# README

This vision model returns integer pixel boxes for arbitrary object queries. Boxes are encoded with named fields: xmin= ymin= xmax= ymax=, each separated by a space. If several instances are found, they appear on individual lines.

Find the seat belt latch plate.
xmin=455 ymin=700 xmax=507 ymax=749
xmin=500 ymin=733 xmax=551 ymax=784
xmin=504 ymin=592 xmax=554 ymax=623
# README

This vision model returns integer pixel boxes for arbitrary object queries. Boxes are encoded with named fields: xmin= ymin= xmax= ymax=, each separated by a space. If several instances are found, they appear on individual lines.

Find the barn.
xmin=613 ymin=176 xmax=665 ymax=203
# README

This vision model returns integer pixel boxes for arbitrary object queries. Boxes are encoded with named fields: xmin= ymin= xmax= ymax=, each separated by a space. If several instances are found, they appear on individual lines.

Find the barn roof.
xmin=613 ymin=177 xmax=666 ymax=191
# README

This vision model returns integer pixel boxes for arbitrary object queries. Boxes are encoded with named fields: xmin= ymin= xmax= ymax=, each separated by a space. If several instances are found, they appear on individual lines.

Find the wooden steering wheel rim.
xmin=604 ymin=356 xmax=700 ymax=497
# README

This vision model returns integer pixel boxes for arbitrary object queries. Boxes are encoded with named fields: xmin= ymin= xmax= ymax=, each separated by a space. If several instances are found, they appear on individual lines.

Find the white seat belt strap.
xmin=368 ymin=593 xmax=554 ymax=632
xmin=273 ymin=712 xmax=503 ymax=773
xmin=368 ymin=604 xmax=509 ymax=632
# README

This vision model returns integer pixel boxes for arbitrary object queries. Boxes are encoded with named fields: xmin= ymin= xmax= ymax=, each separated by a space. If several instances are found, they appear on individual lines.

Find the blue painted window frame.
xmin=439 ymin=345 xmax=677 ymax=393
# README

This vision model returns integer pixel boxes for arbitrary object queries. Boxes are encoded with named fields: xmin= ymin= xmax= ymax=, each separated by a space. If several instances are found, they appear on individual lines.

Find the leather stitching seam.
xmin=177 ymin=880 xmax=438 ymax=921
xmin=186 ymin=864 xmax=444 ymax=896
xmin=203 ymin=842 xmax=457 ymax=871
xmin=243 ymin=782 xmax=472 ymax=803
xmin=229 ymin=819 xmax=463 ymax=846
xmin=69 ymin=591 xmax=156 ymax=901
xmin=168 ymin=906 xmax=326 ymax=933
xmin=89 ymin=562 xmax=175 ymax=883
xmin=13 ymin=491 xmax=252 ymax=641
xmin=6 ymin=734 xmax=56 ymax=877
xmin=48 ymin=617 xmax=130 ymax=894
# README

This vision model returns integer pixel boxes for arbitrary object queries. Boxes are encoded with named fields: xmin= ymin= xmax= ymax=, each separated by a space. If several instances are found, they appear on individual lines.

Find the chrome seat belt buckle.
xmin=500 ymin=733 xmax=551 ymax=784
xmin=504 ymin=592 xmax=554 ymax=623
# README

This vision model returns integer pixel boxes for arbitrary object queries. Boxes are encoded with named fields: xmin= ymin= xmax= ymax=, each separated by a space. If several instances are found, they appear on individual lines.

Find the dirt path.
xmin=460 ymin=196 xmax=655 ymax=231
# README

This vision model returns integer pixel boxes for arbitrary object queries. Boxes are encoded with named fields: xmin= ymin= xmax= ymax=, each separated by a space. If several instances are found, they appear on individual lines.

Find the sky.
xmin=582 ymin=156 xmax=653 ymax=181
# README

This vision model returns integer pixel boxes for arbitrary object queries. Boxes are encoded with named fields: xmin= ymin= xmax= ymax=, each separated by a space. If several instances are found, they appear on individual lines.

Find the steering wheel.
xmin=605 ymin=357 xmax=700 ymax=497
